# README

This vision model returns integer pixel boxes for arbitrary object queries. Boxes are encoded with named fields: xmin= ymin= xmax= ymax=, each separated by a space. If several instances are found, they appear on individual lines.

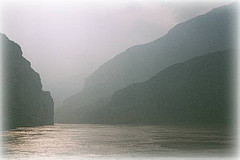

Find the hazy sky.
xmin=0 ymin=0 xmax=232 ymax=88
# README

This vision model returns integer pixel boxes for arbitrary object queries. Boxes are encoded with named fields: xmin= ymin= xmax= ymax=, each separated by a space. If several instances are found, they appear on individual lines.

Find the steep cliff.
xmin=1 ymin=34 xmax=54 ymax=130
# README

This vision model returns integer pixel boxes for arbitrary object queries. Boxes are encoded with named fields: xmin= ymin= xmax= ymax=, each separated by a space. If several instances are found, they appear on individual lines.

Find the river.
xmin=1 ymin=124 xmax=236 ymax=159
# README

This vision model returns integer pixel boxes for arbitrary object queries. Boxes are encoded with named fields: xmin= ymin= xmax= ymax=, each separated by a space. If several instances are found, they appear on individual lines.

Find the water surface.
xmin=1 ymin=124 xmax=235 ymax=159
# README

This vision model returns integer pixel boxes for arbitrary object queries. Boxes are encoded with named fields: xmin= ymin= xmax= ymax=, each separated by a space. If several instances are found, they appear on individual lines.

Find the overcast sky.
xmin=0 ymin=0 xmax=233 ymax=88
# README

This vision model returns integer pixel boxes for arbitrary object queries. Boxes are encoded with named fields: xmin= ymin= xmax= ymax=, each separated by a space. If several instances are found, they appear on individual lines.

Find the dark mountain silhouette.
xmin=55 ymin=3 xmax=236 ymax=123
xmin=57 ymin=49 xmax=234 ymax=126
xmin=1 ymin=34 xmax=54 ymax=130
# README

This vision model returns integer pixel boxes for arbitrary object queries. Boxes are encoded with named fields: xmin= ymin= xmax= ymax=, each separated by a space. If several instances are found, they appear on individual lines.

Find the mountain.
xmin=57 ymin=49 xmax=234 ymax=126
xmin=55 ymin=3 xmax=236 ymax=122
xmin=42 ymin=73 xmax=88 ymax=110
xmin=101 ymin=49 xmax=234 ymax=126
xmin=1 ymin=34 xmax=54 ymax=130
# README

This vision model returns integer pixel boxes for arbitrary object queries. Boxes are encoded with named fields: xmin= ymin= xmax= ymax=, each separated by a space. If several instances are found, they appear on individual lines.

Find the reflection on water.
xmin=1 ymin=124 xmax=236 ymax=159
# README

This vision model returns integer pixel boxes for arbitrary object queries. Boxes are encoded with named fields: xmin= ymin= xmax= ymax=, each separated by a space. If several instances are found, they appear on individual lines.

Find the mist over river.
xmin=1 ymin=124 xmax=235 ymax=159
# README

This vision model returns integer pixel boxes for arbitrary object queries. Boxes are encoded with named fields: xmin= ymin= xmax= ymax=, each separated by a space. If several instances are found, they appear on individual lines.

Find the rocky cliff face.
xmin=1 ymin=34 xmax=54 ymax=130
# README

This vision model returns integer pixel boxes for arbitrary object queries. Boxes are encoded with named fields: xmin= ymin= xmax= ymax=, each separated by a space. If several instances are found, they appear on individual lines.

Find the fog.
xmin=0 ymin=0 xmax=232 ymax=108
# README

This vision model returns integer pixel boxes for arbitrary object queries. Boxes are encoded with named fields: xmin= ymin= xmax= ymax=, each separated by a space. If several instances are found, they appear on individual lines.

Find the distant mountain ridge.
xmin=43 ymin=73 xmax=89 ymax=110
xmin=100 ymin=49 xmax=234 ymax=125
xmin=56 ymin=3 xmax=236 ymax=123
xmin=1 ymin=34 xmax=54 ymax=130
xmin=84 ymin=3 xmax=235 ymax=91
xmin=57 ymin=49 xmax=234 ymax=125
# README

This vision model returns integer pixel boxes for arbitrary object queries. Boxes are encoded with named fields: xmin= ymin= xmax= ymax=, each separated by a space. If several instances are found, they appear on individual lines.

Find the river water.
xmin=0 ymin=124 xmax=236 ymax=159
